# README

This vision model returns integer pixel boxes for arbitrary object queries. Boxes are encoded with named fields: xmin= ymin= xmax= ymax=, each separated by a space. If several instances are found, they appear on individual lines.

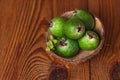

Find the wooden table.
xmin=0 ymin=0 xmax=120 ymax=80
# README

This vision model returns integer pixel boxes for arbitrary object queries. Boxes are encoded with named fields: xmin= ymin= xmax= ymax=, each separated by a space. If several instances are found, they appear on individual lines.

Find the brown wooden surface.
xmin=0 ymin=0 xmax=120 ymax=80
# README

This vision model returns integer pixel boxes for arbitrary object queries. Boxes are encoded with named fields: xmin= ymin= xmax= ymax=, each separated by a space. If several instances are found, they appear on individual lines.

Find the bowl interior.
xmin=47 ymin=11 xmax=104 ymax=62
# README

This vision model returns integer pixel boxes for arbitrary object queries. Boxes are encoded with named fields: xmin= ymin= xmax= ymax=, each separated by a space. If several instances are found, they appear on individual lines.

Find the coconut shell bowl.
xmin=46 ymin=10 xmax=104 ymax=63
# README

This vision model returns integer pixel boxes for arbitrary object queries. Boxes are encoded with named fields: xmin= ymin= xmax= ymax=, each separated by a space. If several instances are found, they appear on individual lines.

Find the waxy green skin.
xmin=56 ymin=37 xmax=79 ymax=58
xmin=78 ymin=31 xmax=100 ymax=50
xmin=49 ymin=17 xmax=67 ymax=37
xmin=71 ymin=9 xmax=95 ymax=30
xmin=63 ymin=18 xmax=85 ymax=39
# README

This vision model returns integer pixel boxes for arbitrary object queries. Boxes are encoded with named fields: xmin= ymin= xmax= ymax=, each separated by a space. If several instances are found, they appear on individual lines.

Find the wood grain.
xmin=88 ymin=0 xmax=120 ymax=80
xmin=0 ymin=0 xmax=120 ymax=80
xmin=0 ymin=0 xmax=89 ymax=80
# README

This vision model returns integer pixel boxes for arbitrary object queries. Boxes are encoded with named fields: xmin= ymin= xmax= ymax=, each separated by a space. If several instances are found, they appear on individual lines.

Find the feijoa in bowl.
xmin=46 ymin=10 xmax=104 ymax=62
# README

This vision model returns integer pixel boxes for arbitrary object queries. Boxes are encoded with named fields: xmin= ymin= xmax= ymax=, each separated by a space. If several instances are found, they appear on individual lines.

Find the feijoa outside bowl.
xmin=46 ymin=10 xmax=104 ymax=63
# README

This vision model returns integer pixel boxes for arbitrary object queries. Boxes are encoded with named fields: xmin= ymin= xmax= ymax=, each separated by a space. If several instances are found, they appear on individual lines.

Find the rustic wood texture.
xmin=88 ymin=0 xmax=120 ymax=80
xmin=0 ymin=0 xmax=120 ymax=80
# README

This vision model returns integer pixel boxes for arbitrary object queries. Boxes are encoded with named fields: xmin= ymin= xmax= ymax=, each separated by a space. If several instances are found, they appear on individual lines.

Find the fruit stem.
xmin=73 ymin=10 xmax=77 ymax=15
xmin=49 ymin=21 xmax=53 ymax=27
xmin=59 ymin=38 xmax=67 ymax=46
xmin=87 ymin=32 xmax=94 ymax=39
xmin=77 ymin=26 xmax=82 ymax=32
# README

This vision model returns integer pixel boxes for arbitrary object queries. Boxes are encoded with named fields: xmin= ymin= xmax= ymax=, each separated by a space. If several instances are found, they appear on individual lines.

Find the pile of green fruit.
xmin=46 ymin=9 xmax=100 ymax=58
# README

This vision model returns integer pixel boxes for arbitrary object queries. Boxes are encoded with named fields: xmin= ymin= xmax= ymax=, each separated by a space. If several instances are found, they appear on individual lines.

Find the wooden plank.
xmin=0 ymin=0 xmax=90 ymax=80
xmin=88 ymin=0 xmax=120 ymax=80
